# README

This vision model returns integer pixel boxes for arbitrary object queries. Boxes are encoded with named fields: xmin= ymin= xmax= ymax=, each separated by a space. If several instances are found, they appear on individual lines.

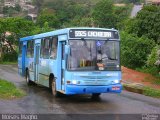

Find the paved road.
xmin=0 ymin=65 xmax=160 ymax=120
xmin=131 ymin=5 xmax=143 ymax=18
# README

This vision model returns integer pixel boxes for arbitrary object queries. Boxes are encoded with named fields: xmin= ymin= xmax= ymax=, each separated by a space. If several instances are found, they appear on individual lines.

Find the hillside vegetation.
xmin=0 ymin=0 xmax=159 ymax=79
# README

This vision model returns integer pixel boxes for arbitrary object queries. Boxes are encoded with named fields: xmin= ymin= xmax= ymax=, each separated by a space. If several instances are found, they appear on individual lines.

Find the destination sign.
xmin=69 ymin=29 xmax=119 ymax=39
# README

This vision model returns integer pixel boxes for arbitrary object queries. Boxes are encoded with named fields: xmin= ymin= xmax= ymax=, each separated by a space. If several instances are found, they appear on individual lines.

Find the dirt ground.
xmin=122 ymin=66 xmax=160 ymax=90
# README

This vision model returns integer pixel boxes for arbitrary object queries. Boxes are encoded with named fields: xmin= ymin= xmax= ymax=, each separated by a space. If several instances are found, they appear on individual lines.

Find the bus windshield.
xmin=68 ymin=40 xmax=120 ymax=71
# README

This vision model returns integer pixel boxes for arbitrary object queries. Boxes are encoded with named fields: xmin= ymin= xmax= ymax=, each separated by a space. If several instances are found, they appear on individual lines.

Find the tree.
xmin=121 ymin=31 xmax=155 ymax=69
xmin=15 ymin=4 xmax=21 ymax=12
xmin=125 ymin=5 xmax=160 ymax=43
xmin=36 ymin=0 xmax=92 ymax=28
xmin=64 ymin=16 xmax=94 ymax=27
xmin=114 ymin=5 xmax=132 ymax=29
xmin=36 ymin=9 xmax=60 ymax=29
xmin=146 ymin=45 xmax=160 ymax=76
xmin=0 ymin=17 xmax=45 ymax=62
xmin=0 ymin=17 xmax=37 ymax=54
xmin=92 ymin=0 xmax=117 ymax=28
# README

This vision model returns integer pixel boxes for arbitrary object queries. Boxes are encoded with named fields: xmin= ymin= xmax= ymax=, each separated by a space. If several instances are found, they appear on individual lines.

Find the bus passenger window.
xmin=19 ymin=42 xmax=23 ymax=57
xmin=31 ymin=41 xmax=34 ymax=57
xmin=27 ymin=40 xmax=34 ymax=58
xmin=41 ymin=38 xmax=50 ymax=59
xmin=50 ymin=37 xmax=58 ymax=59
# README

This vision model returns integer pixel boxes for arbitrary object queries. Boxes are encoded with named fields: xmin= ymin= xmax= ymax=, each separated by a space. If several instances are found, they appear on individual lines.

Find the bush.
xmin=125 ymin=5 xmax=160 ymax=44
xmin=120 ymin=31 xmax=155 ymax=69
xmin=1 ymin=52 xmax=18 ymax=62
xmin=146 ymin=45 xmax=160 ymax=76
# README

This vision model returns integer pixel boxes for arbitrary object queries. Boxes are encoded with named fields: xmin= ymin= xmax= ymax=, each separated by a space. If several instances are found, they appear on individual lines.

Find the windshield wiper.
xmin=108 ymin=58 xmax=118 ymax=60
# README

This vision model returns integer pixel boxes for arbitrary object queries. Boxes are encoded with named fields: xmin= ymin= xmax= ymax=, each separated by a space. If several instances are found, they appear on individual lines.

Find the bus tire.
xmin=91 ymin=93 xmax=101 ymax=99
xmin=26 ymin=70 xmax=31 ymax=85
xmin=49 ymin=75 xmax=59 ymax=97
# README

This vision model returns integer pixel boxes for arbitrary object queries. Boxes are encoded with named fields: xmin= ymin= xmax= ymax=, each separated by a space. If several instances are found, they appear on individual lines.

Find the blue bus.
xmin=18 ymin=27 xmax=122 ymax=98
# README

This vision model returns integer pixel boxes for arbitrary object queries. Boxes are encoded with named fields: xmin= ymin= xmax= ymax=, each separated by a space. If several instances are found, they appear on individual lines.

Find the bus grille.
xmin=81 ymin=80 xmax=111 ymax=85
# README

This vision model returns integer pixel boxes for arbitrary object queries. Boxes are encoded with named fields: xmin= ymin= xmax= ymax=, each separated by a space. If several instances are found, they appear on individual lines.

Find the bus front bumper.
xmin=65 ymin=84 xmax=122 ymax=95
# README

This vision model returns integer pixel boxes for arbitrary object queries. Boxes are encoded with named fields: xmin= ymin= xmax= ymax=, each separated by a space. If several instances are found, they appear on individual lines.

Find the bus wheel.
xmin=50 ymin=76 xmax=58 ymax=97
xmin=52 ymin=80 xmax=60 ymax=97
xmin=26 ymin=70 xmax=31 ymax=85
xmin=91 ymin=93 xmax=101 ymax=99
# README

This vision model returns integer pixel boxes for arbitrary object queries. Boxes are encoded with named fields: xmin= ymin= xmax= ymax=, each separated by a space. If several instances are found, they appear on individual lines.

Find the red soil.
xmin=122 ymin=66 xmax=160 ymax=90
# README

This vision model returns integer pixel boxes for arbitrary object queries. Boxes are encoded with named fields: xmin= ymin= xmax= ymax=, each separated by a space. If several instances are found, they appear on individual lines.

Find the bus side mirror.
xmin=65 ymin=45 xmax=71 ymax=55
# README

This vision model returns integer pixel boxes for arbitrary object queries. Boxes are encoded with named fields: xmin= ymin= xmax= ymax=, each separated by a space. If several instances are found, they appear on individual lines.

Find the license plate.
xmin=112 ymin=86 xmax=120 ymax=90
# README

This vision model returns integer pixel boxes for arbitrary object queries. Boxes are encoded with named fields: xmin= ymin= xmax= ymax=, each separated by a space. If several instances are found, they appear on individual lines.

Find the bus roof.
xmin=20 ymin=27 xmax=118 ymax=41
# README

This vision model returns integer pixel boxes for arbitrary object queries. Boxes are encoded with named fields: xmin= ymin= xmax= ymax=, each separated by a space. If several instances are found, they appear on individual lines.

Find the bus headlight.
xmin=72 ymin=80 xmax=77 ymax=84
xmin=114 ymin=80 xmax=119 ymax=84
xmin=67 ymin=80 xmax=80 ymax=85
xmin=116 ymin=65 xmax=120 ymax=68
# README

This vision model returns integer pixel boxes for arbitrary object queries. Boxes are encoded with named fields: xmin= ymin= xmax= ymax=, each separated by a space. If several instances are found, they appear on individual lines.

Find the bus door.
xmin=34 ymin=43 xmax=40 ymax=82
xmin=22 ymin=42 xmax=27 ymax=76
xmin=61 ymin=42 xmax=66 ymax=91
xmin=57 ymin=35 xmax=67 ymax=91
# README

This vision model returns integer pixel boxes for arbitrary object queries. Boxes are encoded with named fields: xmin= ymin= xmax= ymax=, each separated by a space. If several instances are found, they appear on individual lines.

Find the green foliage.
xmin=121 ymin=31 xmax=155 ymax=69
xmin=0 ymin=61 xmax=17 ymax=65
xmin=3 ymin=5 xmax=21 ymax=17
xmin=145 ymin=45 xmax=160 ymax=76
xmin=36 ymin=0 xmax=133 ymax=28
xmin=114 ymin=4 xmax=133 ymax=29
xmin=64 ymin=16 xmax=93 ymax=27
xmin=147 ymin=45 xmax=160 ymax=66
xmin=123 ymin=84 xmax=160 ymax=98
xmin=39 ymin=0 xmax=91 ymax=28
xmin=138 ymin=66 xmax=159 ymax=77
xmin=15 ymin=4 xmax=21 ymax=12
xmin=121 ymin=5 xmax=160 ymax=75
xmin=144 ymin=87 xmax=160 ymax=98
xmin=36 ymin=9 xmax=60 ymax=29
xmin=1 ymin=52 xmax=18 ymax=62
xmin=0 ymin=17 xmax=45 ymax=62
xmin=0 ymin=17 xmax=37 ymax=59
xmin=0 ymin=79 xmax=26 ymax=99
xmin=114 ymin=6 xmax=130 ymax=20
xmin=125 ymin=5 xmax=160 ymax=43
xmin=92 ymin=0 xmax=117 ymax=28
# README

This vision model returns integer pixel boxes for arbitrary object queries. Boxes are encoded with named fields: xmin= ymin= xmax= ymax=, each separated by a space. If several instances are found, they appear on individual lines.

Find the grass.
xmin=0 ymin=79 xmax=26 ymax=99
xmin=0 ymin=61 xmax=17 ymax=65
xmin=123 ymin=84 xmax=160 ymax=98
xmin=143 ymin=87 xmax=160 ymax=98
xmin=152 ymin=79 xmax=160 ymax=85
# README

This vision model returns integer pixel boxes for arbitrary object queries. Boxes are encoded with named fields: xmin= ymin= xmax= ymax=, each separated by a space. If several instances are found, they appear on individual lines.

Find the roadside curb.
xmin=122 ymin=80 xmax=144 ymax=94
xmin=122 ymin=80 xmax=160 ymax=98
xmin=123 ymin=84 xmax=144 ymax=94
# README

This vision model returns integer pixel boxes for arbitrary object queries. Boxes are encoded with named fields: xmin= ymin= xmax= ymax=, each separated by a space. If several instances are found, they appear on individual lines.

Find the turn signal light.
xmin=67 ymin=81 xmax=71 ymax=84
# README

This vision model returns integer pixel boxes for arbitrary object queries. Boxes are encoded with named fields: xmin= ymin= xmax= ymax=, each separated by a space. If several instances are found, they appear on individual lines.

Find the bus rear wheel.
xmin=52 ymin=81 xmax=57 ymax=96
xmin=26 ymin=70 xmax=31 ymax=85
xmin=50 ymin=76 xmax=59 ymax=97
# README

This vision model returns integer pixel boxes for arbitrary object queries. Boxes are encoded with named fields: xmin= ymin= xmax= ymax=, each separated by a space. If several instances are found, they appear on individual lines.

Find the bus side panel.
xmin=22 ymin=45 xmax=27 ymax=76
xmin=26 ymin=57 xmax=34 ymax=81
xmin=18 ymin=42 xmax=27 ymax=77
xmin=56 ymin=35 xmax=68 ymax=91
xmin=38 ymin=58 xmax=50 ymax=87
xmin=18 ymin=56 xmax=22 ymax=76
xmin=49 ymin=59 xmax=58 ymax=83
